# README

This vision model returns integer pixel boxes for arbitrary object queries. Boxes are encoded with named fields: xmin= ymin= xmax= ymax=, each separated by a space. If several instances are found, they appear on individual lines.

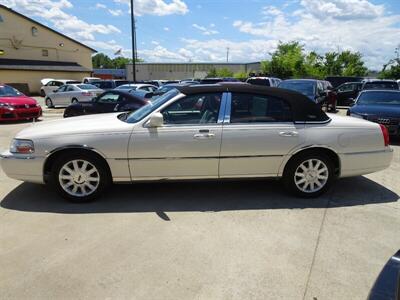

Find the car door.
xmin=94 ymin=92 xmax=122 ymax=113
xmin=128 ymin=92 xmax=226 ymax=179
xmin=336 ymin=83 xmax=355 ymax=105
xmin=51 ymin=85 xmax=68 ymax=106
xmin=219 ymin=92 xmax=305 ymax=177
xmin=60 ymin=85 xmax=76 ymax=105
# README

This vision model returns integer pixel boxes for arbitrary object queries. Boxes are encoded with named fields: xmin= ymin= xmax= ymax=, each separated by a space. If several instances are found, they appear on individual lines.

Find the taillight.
xmin=379 ymin=124 xmax=390 ymax=147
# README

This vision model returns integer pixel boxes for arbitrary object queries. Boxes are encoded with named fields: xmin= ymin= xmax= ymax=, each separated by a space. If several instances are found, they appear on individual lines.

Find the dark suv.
xmin=91 ymin=80 xmax=132 ymax=90
xmin=334 ymin=82 xmax=363 ymax=106
xmin=278 ymin=79 xmax=331 ymax=107
xmin=362 ymin=80 xmax=399 ymax=91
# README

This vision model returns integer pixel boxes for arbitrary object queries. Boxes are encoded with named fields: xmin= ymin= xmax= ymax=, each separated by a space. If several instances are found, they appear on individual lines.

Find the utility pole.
xmin=226 ymin=47 xmax=229 ymax=63
xmin=130 ymin=0 xmax=136 ymax=82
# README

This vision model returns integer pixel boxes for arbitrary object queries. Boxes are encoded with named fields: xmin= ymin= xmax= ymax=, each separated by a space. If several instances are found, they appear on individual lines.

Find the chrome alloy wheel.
xmin=294 ymin=159 xmax=329 ymax=193
xmin=58 ymin=160 xmax=100 ymax=197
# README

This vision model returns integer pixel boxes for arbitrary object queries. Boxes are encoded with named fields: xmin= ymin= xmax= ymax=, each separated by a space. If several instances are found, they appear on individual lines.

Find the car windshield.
xmin=125 ymin=89 xmax=180 ymax=123
xmin=77 ymin=84 xmax=98 ymax=90
xmin=357 ymin=92 xmax=400 ymax=105
xmin=0 ymin=85 xmax=22 ymax=97
xmin=363 ymin=82 xmax=399 ymax=90
xmin=279 ymin=81 xmax=315 ymax=99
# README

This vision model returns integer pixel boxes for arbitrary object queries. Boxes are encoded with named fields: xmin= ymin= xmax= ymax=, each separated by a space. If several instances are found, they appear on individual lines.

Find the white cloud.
xmin=108 ymin=8 xmax=123 ymax=16
xmin=113 ymin=0 xmax=188 ymax=16
xmin=96 ymin=3 xmax=106 ymax=9
xmin=232 ymin=0 xmax=400 ymax=69
xmin=192 ymin=23 xmax=219 ymax=35
xmin=3 ymin=0 xmax=121 ymax=41
xmin=262 ymin=6 xmax=282 ymax=17
xmin=164 ymin=27 xmax=170 ymax=31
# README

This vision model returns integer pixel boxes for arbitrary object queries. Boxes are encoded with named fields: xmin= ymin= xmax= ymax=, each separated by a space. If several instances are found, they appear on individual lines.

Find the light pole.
xmin=130 ymin=0 xmax=136 ymax=82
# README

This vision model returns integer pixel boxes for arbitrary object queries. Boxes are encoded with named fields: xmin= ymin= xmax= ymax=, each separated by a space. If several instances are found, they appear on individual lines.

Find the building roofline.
xmin=0 ymin=4 xmax=97 ymax=53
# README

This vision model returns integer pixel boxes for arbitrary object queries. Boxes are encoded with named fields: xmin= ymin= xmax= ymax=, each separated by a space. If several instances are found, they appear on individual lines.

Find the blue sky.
xmin=2 ymin=0 xmax=400 ymax=69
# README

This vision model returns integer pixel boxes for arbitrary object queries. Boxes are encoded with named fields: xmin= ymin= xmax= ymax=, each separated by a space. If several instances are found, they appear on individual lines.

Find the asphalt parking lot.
xmin=0 ymin=101 xmax=399 ymax=300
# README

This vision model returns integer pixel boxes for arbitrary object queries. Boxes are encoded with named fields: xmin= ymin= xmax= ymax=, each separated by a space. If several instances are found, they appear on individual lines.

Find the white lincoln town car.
xmin=0 ymin=83 xmax=393 ymax=202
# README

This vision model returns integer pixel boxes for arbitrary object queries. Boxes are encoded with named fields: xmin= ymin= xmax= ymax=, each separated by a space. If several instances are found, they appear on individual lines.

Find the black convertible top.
xmin=176 ymin=83 xmax=330 ymax=123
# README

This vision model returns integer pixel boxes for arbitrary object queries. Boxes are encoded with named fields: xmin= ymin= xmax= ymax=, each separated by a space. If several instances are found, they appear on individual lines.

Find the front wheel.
xmin=45 ymin=98 xmax=54 ymax=108
xmin=283 ymin=153 xmax=334 ymax=198
xmin=51 ymin=153 xmax=110 ymax=202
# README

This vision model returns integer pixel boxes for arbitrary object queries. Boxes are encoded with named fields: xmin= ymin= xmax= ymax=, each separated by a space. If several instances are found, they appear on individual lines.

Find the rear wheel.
xmin=71 ymin=98 xmax=79 ymax=104
xmin=40 ymin=89 xmax=45 ymax=97
xmin=51 ymin=152 xmax=111 ymax=202
xmin=45 ymin=98 xmax=54 ymax=108
xmin=283 ymin=152 xmax=334 ymax=198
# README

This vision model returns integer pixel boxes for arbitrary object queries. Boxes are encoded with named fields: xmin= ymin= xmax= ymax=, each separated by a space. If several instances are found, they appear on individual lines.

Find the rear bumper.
xmin=0 ymin=151 xmax=45 ymax=184
xmin=339 ymin=148 xmax=394 ymax=177
xmin=0 ymin=107 xmax=42 ymax=121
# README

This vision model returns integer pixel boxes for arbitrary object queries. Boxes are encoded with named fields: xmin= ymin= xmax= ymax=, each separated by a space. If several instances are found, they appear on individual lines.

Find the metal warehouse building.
xmin=0 ymin=4 xmax=96 ymax=94
xmin=126 ymin=62 xmax=261 ymax=81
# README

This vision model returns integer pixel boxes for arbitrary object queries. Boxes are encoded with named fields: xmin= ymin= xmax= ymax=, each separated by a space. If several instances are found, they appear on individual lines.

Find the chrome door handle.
xmin=194 ymin=133 xmax=215 ymax=139
xmin=279 ymin=131 xmax=299 ymax=137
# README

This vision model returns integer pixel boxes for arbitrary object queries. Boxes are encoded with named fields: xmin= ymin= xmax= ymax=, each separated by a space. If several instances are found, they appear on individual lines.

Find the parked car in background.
xmin=83 ymin=77 xmax=101 ymax=84
xmin=0 ymin=84 xmax=42 ymax=121
xmin=63 ymin=90 xmax=148 ymax=118
xmin=0 ymin=83 xmax=393 ymax=202
xmin=325 ymin=76 xmax=364 ymax=88
xmin=334 ymin=82 xmax=363 ymax=106
xmin=91 ymin=80 xmax=131 ymax=91
xmin=321 ymin=80 xmax=337 ymax=112
xmin=115 ymin=84 xmax=158 ymax=92
xmin=362 ymin=79 xmax=399 ymax=91
xmin=278 ymin=79 xmax=330 ymax=106
xmin=40 ymin=79 xmax=81 ymax=97
xmin=246 ymin=77 xmax=281 ymax=87
xmin=347 ymin=90 xmax=400 ymax=137
xmin=368 ymin=250 xmax=400 ymax=300
xmin=199 ymin=78 xmax=240 ymax=84
xmin=45 ymin=84 xmax=103 ymax=108
xmin=153 ymin=83 xmax=194 ymax=97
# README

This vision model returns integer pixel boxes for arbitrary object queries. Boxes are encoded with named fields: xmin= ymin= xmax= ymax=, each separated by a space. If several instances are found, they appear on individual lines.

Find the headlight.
xmin=10 ymin=139 xmax=35 ymax=154
xmin=0 ymin=103 xmax=12 ymax=109
xmin=350 ymin=113 xmax=365 ymax=119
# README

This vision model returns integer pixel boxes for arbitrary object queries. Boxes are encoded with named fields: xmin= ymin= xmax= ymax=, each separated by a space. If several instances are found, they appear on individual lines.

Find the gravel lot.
xmin=0 ymin=103 xmax=399 ymax=300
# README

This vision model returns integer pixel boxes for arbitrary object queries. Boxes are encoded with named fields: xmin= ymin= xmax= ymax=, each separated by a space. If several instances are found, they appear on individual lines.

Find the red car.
xmin=0 ymin=85 xmax=42 ymax=121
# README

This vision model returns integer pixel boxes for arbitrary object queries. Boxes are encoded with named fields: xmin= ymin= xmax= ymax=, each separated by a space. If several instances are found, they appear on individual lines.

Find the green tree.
xmin=261 ymin=41 xmax=306 ymax=79
xmin=233 ymin=71 xmax=249 ymax=81
xmin=216 ymin=68 xmax=234 ymax=77
xmin=304 ymin=51 xmax=326 ymax=79
xmin=92 ymin=53 xmax=113 ymax=68
xmin=206 ymin=67 xmax=218 ymax=78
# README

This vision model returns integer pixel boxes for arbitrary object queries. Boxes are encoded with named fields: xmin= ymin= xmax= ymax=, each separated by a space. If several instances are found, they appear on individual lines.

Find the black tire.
xmin=40 ymin=89 xmax=45 ymax=97
xmin=45 ymin=98 xmax=54 ymax=108
xmin=283 ymin=152 xmax=335 ymax=198
xmin=51 ymin=152 xmax=111 ymax=202
xmin=71 ymin=98 xmax=79 ymax=104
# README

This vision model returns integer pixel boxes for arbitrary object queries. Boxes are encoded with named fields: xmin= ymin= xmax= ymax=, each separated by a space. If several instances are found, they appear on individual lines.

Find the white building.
xmin=126 ymin=62 xmax=261 ymax=81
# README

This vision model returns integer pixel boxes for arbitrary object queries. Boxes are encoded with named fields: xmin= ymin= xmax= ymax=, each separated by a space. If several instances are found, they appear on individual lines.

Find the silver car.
xmin=115 ymin=84 xmax=158 ymax=92
xmin=0 ymin=83 xmax=393 ymax=202
xmin=45 ymin=84 xmax=104 ymax=108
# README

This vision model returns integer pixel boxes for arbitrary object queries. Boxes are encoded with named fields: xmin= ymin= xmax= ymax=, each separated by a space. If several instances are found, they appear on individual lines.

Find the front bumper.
xmin=0 ymin=150 xmax=45 ymax=184
xmin=0 ymin=107 xmax=42 ymax=121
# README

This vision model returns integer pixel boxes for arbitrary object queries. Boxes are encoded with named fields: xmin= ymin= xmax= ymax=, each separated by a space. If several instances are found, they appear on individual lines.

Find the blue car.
xmin=347 ymin=90 xmax=400 ymax=137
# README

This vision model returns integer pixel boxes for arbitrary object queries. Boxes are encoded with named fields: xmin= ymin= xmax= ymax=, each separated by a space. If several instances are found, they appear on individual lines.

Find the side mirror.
xmin=147 ymin=112 xmax=164 ymax=128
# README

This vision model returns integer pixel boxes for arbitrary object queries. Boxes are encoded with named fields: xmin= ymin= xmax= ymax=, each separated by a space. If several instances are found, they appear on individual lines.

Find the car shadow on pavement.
xmin=1 ymin=176 xmax=398 ymax=216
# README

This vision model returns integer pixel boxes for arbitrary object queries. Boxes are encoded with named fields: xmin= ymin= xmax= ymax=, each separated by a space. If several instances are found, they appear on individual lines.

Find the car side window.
xmin=97 ymin=93 xmax=120 ymax=103
xmin=338 ymin=84 xmax=352 ymax=92
xmin=230 ymin=93 xmax=292 ymax=123
xmin=55 ymin=81 xmax=63 ymax=87
xmin=66 ymin=86 xmax=75 ymax=92
xmin=162 ymin=93 xmax=222 ymax=125
xmin=57 ymin=85 xmax=67 ymax=92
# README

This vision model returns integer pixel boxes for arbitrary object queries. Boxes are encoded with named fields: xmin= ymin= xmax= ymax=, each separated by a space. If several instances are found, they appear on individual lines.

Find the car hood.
xmin=0 ymin=96 xmax=37 ymax=105
xmin=16 ymin=113 xmax=132 ymax=140
xmin=350 ymin=104 xmax=400 ymax=118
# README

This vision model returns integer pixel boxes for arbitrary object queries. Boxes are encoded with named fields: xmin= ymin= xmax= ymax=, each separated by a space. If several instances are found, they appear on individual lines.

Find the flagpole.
xmin=130 ymin=0 xmax=136 ymax=82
